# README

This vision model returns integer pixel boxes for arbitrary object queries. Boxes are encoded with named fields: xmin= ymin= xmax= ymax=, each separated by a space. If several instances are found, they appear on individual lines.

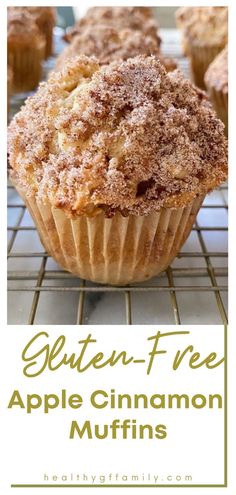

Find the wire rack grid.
xmin=7 ymin=28 xmax=228 ymax=325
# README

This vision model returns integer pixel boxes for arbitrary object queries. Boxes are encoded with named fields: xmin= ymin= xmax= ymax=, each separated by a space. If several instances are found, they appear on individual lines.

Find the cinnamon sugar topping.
xmin=64 ymin=7 xmax=160 ymax=44
xmin=176 ymin=7 xmax=228 ymax=47
xmin=7 ymin=10 xmax=43 ymax=43
xmin=8 ymin=55 xmax=227 ymax=217
xmin=8 ymin=6 xmax=56 ymax=22
xmin=56 ymin=26 xmax=175 ymax=72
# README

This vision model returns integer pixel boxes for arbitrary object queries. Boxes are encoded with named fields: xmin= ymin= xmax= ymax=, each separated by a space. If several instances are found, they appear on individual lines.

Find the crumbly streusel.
xmin=56 ymin=26 xmax=175 ymax=73
xmin=8 ymin=6 xmax=56 ymax=21
xmin=64 ymin=7 xmax=160 ymax=44
xmin=176 ymin=7 xmax=228 ymax=47
xmin=7 ymin=10 xmax=43 ymax=44
xmin=8 ymin=55 xmax=227 ymax=217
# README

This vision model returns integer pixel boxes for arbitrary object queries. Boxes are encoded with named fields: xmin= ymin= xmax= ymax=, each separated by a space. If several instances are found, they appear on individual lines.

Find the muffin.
xmin=8 ymin=56 xmax=227 ymax=285
xmin=176 ymin=7 xmax=228 ymax=89
xmin=64 ymin=7 xmax=160 ymax=45
xmin=7 ymin=11 xmax=45 ymax=93
xmin=22 ymin=7 xmax=56 ymax=58
xmin=56 ymin=25 xmax=176 ymax=73
xmin=205 ymin=47 xmax=228 ymax=136
xmin=9 ymin=6 xmax=56 ymax=58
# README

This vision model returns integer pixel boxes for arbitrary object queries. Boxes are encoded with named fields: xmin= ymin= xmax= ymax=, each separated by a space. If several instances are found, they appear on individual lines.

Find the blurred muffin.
xmin=23 ymin=7 xmax=56 ymax=58
xmin=7 ymin=11 xmax=45 ymax=93
xmin=205 ymin=47 xmax=228 ymax=136
xmin=64 ymin=7 xmax=160 ymax=45
xmin=8 ymin=56 xmax=227 ymax=285
xmin=9 ymin=6 xmax=56 ymax=58
xmin=176 ymin=7 xmax=228 ymax=88
xmin=56 ymin=25 xmax=176 ymax=73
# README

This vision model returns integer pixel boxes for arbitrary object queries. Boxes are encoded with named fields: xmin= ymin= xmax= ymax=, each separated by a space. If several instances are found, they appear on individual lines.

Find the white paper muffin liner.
xmin=205 ymin=85 xmax=228 ymax=136
xmin=39 ymin=20 xmax=54 ymax=58
xmin=8 ymin=41 xmax=45 ymax=93
xmin=187 ymin=44 xmax=224 ymax=89
xmin=18 ymin=192 xmax=204 ymax=285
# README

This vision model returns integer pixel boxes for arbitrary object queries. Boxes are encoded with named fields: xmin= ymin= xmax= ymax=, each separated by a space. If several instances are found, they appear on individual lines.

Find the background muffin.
xmin=176 ymin=7 xmax=228 ymax=88
xmin=22 ymin=7 xmax=56 ymax=58
xmin=7 ymin=10 xmax=45 ymax=93
xmin=64 ymin=6 xmax=161 ymax=45
xmin=9 ymin=6 xmax=56 ymax=58
xmin=8 ymin=55 xmax=227 ymax=285
xmin=205 ymin=46 xmax=228 ymax=136
xmin=55 ymin=25 xmax=176 ymax=73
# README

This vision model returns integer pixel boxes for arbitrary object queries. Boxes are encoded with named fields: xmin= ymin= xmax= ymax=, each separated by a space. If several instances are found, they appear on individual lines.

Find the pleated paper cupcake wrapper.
xmin=44 ymin=29 xmax=53 ymax=58
xmin=8 ymin=43 xmax=45 ymax=93
xmin=206 ymin=86 xmax=228 ymax=136
xmin=19 ymin=193 xmax=204 ymax=285
xmin=188 ymin=44 xmax=224 ymax=89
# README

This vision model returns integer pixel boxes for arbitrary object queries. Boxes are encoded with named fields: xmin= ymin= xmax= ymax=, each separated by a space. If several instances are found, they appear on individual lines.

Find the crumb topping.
xmin=56 ymin=26 xmax=175 ymax=72
xmin=176 ymin=7 xmax=228 ymax=47
xmin=7 ymin=10 xmax=44 ymax=44
xmin=64 ymin=7 xmax=160 ymax=43
xmin=8 ymin=55 xmax=227 ymax=217
xmin=8 ymin=6 xmax=56 ymax=21
xmin=205 ymin=46 xmax=228 ymax=94
xmin=21 ymin=6 xmax=55 ymax=21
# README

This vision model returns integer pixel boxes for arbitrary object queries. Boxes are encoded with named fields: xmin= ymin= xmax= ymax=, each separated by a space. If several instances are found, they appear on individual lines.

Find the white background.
xmin=2 ymin=0 xmax=236 ymax=494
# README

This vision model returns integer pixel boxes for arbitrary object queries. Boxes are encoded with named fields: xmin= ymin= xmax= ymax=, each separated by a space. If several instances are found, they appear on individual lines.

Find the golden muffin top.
xmin=56 ymin=25 xmax=175 ymax=73
xmin=64 ymin=7 xmax=160 ymax=44
xmin=176 ymin=7 xmax=228 ymax=47
xmin=8 ymin=6 xmax=56 ymax=22
xmin=7 ymin=10 xmax=44 ymax=45
xmin=8 ymin=55 xmax=227 ymax=217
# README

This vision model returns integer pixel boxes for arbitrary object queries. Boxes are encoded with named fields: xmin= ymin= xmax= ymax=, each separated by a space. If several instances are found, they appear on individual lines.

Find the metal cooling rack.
xmin=7 ymin=28 xmax=228 ymax=325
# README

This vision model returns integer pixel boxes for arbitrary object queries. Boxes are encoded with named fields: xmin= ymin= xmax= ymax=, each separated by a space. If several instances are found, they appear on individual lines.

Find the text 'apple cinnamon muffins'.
xmin=7 ymin=10 xmax=46 ymax=93
xmin=8 ymin=56 xmax=227 ymax=285
xmin=55 ymin=25 xmax=176 ymax=73
xmin=176 ymin=7 xmax=228 ymax=89
xmin=205 ymin=47 xmax=228 ymax=136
